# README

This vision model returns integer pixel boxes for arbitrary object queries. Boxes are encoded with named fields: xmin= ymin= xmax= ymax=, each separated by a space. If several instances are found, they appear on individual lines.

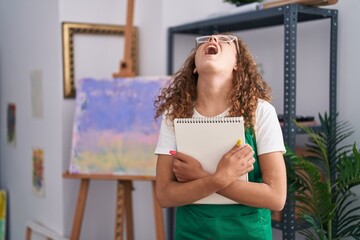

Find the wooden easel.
xmin=113 ymin=0 xmax=136 ymax=78
xmin=63 ymin=172 xmax=165 ymax=240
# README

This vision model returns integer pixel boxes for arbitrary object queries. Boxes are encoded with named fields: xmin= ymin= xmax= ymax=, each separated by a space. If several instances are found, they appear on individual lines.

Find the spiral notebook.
xmin=174 ymin=116 xmax=247 ymax=204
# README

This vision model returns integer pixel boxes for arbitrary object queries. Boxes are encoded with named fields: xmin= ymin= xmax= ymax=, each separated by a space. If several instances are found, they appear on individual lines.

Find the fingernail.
xmin=236 ymin=139 xmax=242 ymax=147
xmin=169 ymin=150 xmax=176 ymax=155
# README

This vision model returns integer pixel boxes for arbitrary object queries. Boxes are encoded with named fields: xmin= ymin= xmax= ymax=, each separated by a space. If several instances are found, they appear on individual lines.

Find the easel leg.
xmin=124 ymin=181 xmax=134 ymax=240
xmin=25 ymin=226 xmax=31 ymax=240
xmin=152 ymin=180 xmax=165 ymax=240
xmin=115 ymin=181 xmax=134 ymax=240
xmin=71 ymin=179 xmax=90 ymax=240
xmin=115 ymin=181 xmax=125 ymax=240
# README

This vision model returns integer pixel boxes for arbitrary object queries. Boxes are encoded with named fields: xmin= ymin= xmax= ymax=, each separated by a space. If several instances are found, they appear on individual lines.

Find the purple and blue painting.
xmin=69 ymin=76 xmax=169 ymax=176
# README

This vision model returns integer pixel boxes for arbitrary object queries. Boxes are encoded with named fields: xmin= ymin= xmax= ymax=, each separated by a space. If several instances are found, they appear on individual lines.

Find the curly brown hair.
xmin=154 ymin=36 xmax=272 ymax=130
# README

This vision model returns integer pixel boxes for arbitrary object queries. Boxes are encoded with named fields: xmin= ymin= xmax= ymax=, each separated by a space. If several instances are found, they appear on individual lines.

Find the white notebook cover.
xmin=174 ymin=116 xmax=247 ymax=204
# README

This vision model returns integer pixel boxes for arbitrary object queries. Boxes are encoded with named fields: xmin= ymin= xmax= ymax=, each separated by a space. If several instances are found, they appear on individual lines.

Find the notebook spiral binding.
xmin=175 ymin=116 xmax=243 ymax=124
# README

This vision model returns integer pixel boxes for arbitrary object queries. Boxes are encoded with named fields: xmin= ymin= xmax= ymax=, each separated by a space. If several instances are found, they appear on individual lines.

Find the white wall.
xmin=0 ymin=0 xmax=63 ymax=240
xmin=0 ymin=0 xmax=359 ymax=240
xmin=336 ymin=0 xmax=360 ymax=146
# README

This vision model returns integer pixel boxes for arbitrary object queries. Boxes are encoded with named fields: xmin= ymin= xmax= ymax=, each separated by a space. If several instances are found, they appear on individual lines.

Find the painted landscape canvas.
xmin=0 ymin=190 xmax=5 ymax=240
xmin=33 ymin=148 xmax=45 ymax=197
xmin=69 ymin=76 xmax=168 ymax=176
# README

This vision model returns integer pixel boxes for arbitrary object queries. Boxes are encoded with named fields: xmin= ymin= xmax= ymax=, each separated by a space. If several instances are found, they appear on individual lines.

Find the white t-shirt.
xmin=154 ymin=99 xmax=285 ymax=156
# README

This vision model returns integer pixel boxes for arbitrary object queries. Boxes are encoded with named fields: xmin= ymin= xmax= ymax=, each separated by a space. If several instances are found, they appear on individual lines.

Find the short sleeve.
xmin=154 ymin=114 xmax=176 ymax=155
xmin=255 ymin=100 xmax=286 ymax=155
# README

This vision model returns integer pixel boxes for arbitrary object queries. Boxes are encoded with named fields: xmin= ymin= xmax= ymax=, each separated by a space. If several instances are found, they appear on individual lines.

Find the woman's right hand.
xmin=215 ymin=143 xmax=255 ymax=187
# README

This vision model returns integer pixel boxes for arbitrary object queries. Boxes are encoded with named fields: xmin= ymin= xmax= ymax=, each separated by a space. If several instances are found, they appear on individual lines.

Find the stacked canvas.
xmin=263 ymin=0 xmax=338 ymax=9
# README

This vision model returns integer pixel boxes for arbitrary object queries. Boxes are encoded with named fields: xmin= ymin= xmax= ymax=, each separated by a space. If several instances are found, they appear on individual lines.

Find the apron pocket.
xmin=175 ymin=215 xmax=218 ymax=240
xmin=218 ymin=211 xmax=270 ymax=240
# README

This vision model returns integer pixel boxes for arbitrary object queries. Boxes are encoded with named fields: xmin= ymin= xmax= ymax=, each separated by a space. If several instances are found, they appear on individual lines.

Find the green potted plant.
xmin=285 ymin=112 xmax=360 ymax=239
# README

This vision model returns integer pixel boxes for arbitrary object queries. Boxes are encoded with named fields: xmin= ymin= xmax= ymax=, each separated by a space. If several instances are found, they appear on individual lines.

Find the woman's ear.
xmin=233 ymin=65 xmax=238 ymax=71
xmin=193 ymin=68 xmax=197 ymax=74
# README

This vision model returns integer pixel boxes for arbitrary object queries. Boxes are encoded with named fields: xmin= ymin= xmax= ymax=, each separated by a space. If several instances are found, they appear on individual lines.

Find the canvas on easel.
xmin=69 ymin=76 xmax=168 ymax=176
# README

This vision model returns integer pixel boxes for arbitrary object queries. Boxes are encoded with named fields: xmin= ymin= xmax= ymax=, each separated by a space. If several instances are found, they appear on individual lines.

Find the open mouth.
xmin=205 ymin=44 xmax=218 ymax=55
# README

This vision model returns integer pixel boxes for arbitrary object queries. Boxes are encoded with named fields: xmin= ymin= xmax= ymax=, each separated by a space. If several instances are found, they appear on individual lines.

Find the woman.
xmin=154 ymin=34 xmax=287 ymax=239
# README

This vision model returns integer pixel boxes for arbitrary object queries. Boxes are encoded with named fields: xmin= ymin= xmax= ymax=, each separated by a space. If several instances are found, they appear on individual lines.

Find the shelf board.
xmin=279 ymin=121 xmax=322 ymax=134
xmin=169 ymin=4 xmax=336 ymax=35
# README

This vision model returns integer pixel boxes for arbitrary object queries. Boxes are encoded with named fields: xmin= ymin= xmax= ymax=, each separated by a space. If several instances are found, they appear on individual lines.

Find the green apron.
xmin=175 ymin=129 xmax=272 ymax=240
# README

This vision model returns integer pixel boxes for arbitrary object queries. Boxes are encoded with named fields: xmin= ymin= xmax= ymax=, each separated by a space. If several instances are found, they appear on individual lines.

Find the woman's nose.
xmin=208 ymin=35 xmax=218 ymax=43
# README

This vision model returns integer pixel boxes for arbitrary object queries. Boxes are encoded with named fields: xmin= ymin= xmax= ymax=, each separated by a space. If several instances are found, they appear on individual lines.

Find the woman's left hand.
xmin=171 ymin=151 xmax=208 ymax=182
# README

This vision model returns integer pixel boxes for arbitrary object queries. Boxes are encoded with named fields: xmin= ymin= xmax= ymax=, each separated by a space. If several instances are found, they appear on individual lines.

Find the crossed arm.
xmin=155 ymin=144 xmax=287 ymax=211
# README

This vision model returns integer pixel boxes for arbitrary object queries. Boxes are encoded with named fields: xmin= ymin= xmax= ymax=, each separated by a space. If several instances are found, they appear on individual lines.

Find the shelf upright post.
xmin=327 ymin=8 xmax=338 ymax=188
xmin=166 ymin=27 xmax=176 ymax=240
xmin=329 ymin=9 xmax=338 ymax=119
xmin=329 ymin=9 xmax=338 ymax=238
xmin=167 ymin=28 xmax=175 ymax=75
xmin=282 ymin=4 xmax=298 ymax=240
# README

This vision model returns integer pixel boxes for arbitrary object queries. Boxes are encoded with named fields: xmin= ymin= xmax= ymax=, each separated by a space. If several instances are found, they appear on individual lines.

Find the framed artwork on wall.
xmin=7 ymin=103 xmax=16 ymax=146
xmin=62 ymin=22 xmax=139 ymax=98
xmin=32 ymin=148 xmax=45 ymax=197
